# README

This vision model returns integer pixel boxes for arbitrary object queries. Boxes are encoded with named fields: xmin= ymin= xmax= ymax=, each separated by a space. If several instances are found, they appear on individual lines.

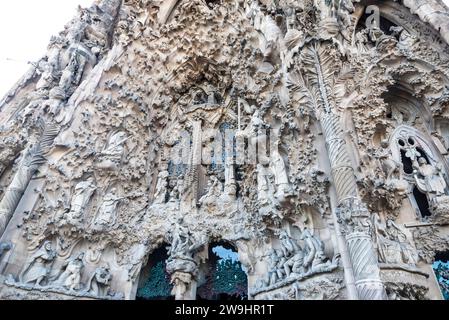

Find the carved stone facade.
xmin=1 ymin=0 xmax=449 ymax=300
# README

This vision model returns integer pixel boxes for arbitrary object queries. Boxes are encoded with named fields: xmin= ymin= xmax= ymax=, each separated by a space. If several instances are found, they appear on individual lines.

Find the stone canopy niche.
xmin=1 ymin=0 xmax=449 ymax=300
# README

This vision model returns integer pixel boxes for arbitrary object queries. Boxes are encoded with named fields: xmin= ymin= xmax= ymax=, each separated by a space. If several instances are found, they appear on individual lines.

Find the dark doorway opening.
xmin=196 ymin=241 xmax=248 ymax=300
xmin=433 ymin=251 xmax=449 ymax=300
xmin=136 ymin=245 xmax=174 ymax=300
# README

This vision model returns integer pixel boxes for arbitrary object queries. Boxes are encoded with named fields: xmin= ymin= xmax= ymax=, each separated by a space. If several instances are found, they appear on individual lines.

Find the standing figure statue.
xmin=198 ymin=176 xmax=222 ymax=211
xmin=375 ymin=215 xmax=417 ymax=266
xmin=97 ymin=131 xmax=128 ymax=170
xmin=20 ymin=241 xmax=56 ymax=287
xmin=153 ymin=170 xmax=169 ymax=204
xmin=53 ymin=252 xmax=85 ymax=291
xmin=300 ymin=228 xmax=329 ymax=272
xmin=270 ymin=138 xmax=292 ymax=201
xmin=168 ymin=218 xmax=191 ymax=259
xmin=92 ymin=188 xmax=125 ymax=230
xmin=257 ymin=164 xmax=271 ymax=206
xmin=413 ymin=157 xmax=447 ymax=196
xmin=66 ymin=178 xmax=97 ymax=225
xmin=279 ymin=230 xmax=299 ymax=258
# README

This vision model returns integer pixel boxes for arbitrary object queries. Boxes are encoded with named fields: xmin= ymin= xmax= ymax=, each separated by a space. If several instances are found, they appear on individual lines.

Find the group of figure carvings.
xmin=7 ymin=240 xmax=119 ymax=299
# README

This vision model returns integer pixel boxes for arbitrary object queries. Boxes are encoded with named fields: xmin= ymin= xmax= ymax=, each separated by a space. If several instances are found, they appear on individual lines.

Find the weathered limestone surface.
xmin=1 ymin=0 xmax=449 ymax=300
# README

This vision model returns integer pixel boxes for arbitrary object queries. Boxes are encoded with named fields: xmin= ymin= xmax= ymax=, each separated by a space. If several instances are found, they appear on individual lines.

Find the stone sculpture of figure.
xmin=376 ymin=139 xmax=400 ymax=182
xmin=66 ymin=178 xmax=97 ymax=224
xmin=300 ymin=228 xmax=327 ymax=270
xmin=279 ymin=230 xmax=299 ymax=258
xmin=198 ymin=176 xmax=222 ymax=210
xmin=97 ymin=131 xmax=128 ymax=170
xmin=20 ymin=241 xmax=56 ymax=287
xmin=205 ymin=84 xmax=219 ymax=105
xmin=54 ymin=252 xmax=85 ymax=291
xmin=413 ymin=157 xmax=447 ymax=196
xmin=248 ymin=2 xmax=281 ymax=64
xmin=270 ymin=139 xmax=292 ymax=200
xmin=267 ymin=249 xmax=280 ymax=286
xmin=374 ymin=215 xmax=417 ymax=266
xmin=168 ymin=218 xmax=191 ymax=259
xmin=153 ymin=170 xmax=169 ymax=204
xmin=283 ymin=250 xmax=306 ymax=278
xmin=86 ymin=264 xmax=112 ymax=297
xmin=92 ymin=188 xmax=125 ymax=229
xmin=126 ymin=242 xmax=148 ymax=282
xmin=355 ymin=28 xmax=370 ymax=54
xmin=257 ymin=164 xmax=271 ymax=205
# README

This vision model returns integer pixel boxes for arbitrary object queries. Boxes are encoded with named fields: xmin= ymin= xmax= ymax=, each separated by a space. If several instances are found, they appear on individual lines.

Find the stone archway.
xmin=136 ymin=244 xmax=174 ymax=300
xmin=196 ymin=241 xmax=248 ymax=300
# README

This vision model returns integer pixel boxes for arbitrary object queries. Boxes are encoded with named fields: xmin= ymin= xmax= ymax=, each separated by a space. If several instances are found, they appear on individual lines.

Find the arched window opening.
xmin=433 ymin=252 xmax=449 ymax=300
xmin=412 ymin=186 xmax=432 ymax=218
xmin=136 ymin=246 xmax=174 ymax=300
xmin=356 ymin=11 xmax=399 ymax=36
xmin=197 ymin=242 xmax=248 ymax=301
xmin=415 ymin=147 xmax=430 ymax=164
xmin=400 ymin=149 xmax=414 ymax=174
xmin=205 ymin=0 xmax=219 ymax=9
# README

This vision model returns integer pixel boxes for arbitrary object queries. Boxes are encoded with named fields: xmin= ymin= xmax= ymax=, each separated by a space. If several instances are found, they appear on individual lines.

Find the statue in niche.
xmin=20 ymin=241 xmax=56 ymax=287
xmin=413 ymin=157 xmax=447 ymax=196
xmin=223 ymin=160 xmax=237 ymax=199
xmin=270 ymin=138 xmax=292 ymax=201
xmin=92 ymin=188 xmax=125 ymax=230
xmin=97 ymin=131 xmax=128 ymax=170
xmin=257 ymin=163 xmax=271 ymax=206
xmin=198 ymin=175 xmax=222 ymax=211
xmin=53 ymin=252 xmax=85 ymax=291
xmin=374 ymin=215 xmax=417 ymax=266
xmin=153 ymin=170 xmax=169 ymax=204
xmin=65 ymin=178 xmax=97 ymax=225
xmin=86 ymin=264 xmax=112 ymax=297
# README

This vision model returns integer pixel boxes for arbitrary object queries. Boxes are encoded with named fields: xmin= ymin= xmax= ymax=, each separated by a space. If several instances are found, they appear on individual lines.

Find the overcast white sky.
xmin=0 ymin=0 xmax=93 ymax=97
xmin=1 ymin=1 xmax=449 ymax=98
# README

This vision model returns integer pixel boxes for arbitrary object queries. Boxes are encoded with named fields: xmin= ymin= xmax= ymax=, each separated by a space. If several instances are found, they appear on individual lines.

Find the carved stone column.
xmin=0 ymin=123 xmax=59 ymax=237
xmin=321 ymin=110 xmax=386 ymax=300
xmin=0 ymin=147 xmax=44 ymax=236
xmin=297 ymin=42 xmax=387 ymax=299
